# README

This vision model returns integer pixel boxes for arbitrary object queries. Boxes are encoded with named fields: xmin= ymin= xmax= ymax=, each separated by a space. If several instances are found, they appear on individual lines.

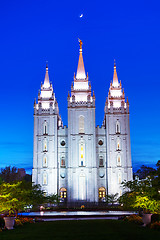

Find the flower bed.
xmin=15 ymin=217 xmax=34 ymax=227
xmin=124 ymin=214 xmax=143 ymax=225
xmin=150 ymin=222 xmax=160 ymax=231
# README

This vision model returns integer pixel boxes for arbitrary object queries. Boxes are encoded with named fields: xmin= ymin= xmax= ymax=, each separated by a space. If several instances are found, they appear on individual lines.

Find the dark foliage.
xmin=135 ymin=165 xmax=156 ymax=179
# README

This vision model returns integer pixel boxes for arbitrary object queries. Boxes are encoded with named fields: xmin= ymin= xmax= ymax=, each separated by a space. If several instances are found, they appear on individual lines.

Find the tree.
xmin=135 ymin=165 xmax=156 ymax=180
xmin=152 ymin=160 xmax=160 ymax=197
xmin=133 ymin=196 xmax=160 ymax=214
xmin=106 ymin=193 xmax=118 ymax=206
xmin=46 ymin=194 xmax=60 ymax=207
xmin=0 ymin=181 xmax=46 ymax=217
xmin=119 ymin=191 xmax=137 ymax=210
xmin=0 ymin=166 xmax=21 ymax=183
xmin=0 ymin=182 xmax=27 ymax=217
xmin=23 ymin=174 xmax=32 ymax=182
xmin=120 ymin=174 xmax=160 ymax=213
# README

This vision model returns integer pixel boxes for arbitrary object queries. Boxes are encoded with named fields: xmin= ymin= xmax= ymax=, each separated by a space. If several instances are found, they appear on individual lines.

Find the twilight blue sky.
xmin=0 ymin=0 xmax=160 ymax=173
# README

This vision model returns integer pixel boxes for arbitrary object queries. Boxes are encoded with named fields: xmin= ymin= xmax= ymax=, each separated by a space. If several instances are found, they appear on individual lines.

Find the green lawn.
xmin=0 ymin=220 xmax=160 ymax=240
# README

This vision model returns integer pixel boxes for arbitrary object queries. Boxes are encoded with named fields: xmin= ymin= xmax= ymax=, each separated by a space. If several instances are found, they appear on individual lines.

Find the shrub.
xmin=124 ymin=214 xmax=143 ymax=225
xmin=150 ymin=221 xmax=160 ymax=230
xmin=151 ymin=214 xmax=160 ymax=223
xmin=20 ymin=217 xmax=34 ymax=224
xmin=0 ymin=217 xmax=4 ymax=228
xmin=15 ymin=218 xmax=23 ymax=226
xmin=15 ymin=217 xmax=34 ymax=226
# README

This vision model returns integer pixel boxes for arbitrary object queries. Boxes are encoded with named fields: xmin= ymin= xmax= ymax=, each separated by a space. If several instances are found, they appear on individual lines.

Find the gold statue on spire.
xmin=78 ymin=38 xmax=83 ymax=49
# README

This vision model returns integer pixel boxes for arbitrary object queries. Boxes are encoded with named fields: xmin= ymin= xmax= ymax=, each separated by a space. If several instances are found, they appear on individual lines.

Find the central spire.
xmin=76 ymin=39 xmax=86 ymax=79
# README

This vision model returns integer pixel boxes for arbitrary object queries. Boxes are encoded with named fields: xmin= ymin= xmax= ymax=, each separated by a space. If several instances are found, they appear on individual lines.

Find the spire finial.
xmin=112 ymin=59 xmax=119 ymax=87
xmin=43 ymin=61 xmax=50 ymax=88
xmin=93 ymin=90 xmax=95 ymax=99
xmin=34 ymin=98 xmax=36 ymax=107
xmin=76 ymin=39 xmax=86 ymax=79
xmin=78 ymin=38 xmax=83 ymax=49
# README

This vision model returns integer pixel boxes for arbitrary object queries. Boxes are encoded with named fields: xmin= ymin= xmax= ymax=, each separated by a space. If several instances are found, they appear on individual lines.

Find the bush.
xmin=151 ymin=214 xmax=160 ymax=223
xmin=150 ymin=222 xmax=160 ymax=230
xmin=124 ymin=214 xmax=143 ymax=225
xmin=15 ymin=218 xmax=23 ymax=226
xmin=0 ymin=217 xmax=4 ymax=228
xmin=15 ymin=217 xmax=34 ymax=226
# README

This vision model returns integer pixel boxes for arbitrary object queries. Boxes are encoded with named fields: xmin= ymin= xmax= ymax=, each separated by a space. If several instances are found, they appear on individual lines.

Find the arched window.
xmin=99 ymin=156 xmax=104 ymax=167
xmin=61 ymin=157 xmax=65 ymax=167
xmin=43 ymin=138 xmax=47 ymax=151
xmin=117 ymin=138 xmax=120 ymax=150
xmin=79 ymin=140 xmax=85 ymax=166
xmin=60 ymin=188 xmax=67 ymax=199
xmin=79 ymin=115 xmax=84 ymax=133
xmin=117 ymin=155 xmax=121 ymax=166
xmin=99 ymin=187 xmax=106 ymax=200
xmin=116 ymin=121 xmax=120 ymax=134
xmin=43 ymin=172 xmax=47 ymax=185
xmin=118 ymin=172 xmax=122 ymax=184
xmin=43 ymin=121 xmax=48 ymax=135
xmin=43 ymin=155 xmax=47 ymax=167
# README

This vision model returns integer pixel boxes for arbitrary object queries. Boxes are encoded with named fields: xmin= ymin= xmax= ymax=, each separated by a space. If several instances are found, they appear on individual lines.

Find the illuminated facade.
xmin=32 ymin=41 xmax=133 ymax=203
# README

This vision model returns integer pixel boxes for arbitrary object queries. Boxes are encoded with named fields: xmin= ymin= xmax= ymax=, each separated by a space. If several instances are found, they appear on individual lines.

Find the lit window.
xmin=118 ymin=172 xmax=122 ymax=184
xmin=43 ymin=155 xmax=47 ymax=167
xmin=99 ymin=187 xmax=106 ymax=200
xmin=61 ymin=157 xmax=65 ymax=167
xmin=60 ymin=188 xmax=67 ymax=199
xmin=79 ymin=141 xmax=85 ymax=166
xmin=43 ymin=172 xmax=47 ymax=185
xmin=117 ymin=138 xmax=120 ymax=150
xmin=43 ymin=139 xmax=47 ymax=151
xmin=117 ymin=155 xmax=121 ymax=166
xmin=79 ymin=115 xmax=84 ymax=133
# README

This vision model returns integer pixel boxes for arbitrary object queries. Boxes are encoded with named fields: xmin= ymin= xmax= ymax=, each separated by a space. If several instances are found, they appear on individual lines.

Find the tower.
xmin=104 ymin=61 xmax=133 ymax=196
xmin=32 ymin=64 xmax=62 ymax=194
xmin=67 ymin=40 xmax=98 ymax=202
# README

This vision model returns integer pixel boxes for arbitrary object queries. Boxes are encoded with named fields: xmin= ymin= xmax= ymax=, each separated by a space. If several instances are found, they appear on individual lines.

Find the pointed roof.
xmin=43 ymin=63 xmax=50 ymax=88
xmin=112 ymin=60 xmax=119 ymax=87
xmin=76 ymin=39 xmax=86 ymax=79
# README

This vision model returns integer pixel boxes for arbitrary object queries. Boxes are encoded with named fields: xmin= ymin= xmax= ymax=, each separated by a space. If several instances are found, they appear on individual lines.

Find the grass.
xmin=0 ymin=220 xmax=160 ymax=240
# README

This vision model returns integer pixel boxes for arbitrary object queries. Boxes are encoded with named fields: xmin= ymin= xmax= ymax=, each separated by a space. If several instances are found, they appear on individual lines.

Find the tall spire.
xmin=112 ymin=60 xmax=119 ymax=87
xmin=76 ymin=39 xmax=86 ymax=79
xmin=43 ymin=62 xmax=50 ymax=88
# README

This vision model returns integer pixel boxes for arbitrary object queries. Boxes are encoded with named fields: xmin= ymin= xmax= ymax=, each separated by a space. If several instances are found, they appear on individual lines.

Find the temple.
xmin=32 ymin=40 xmax=133 ymax=204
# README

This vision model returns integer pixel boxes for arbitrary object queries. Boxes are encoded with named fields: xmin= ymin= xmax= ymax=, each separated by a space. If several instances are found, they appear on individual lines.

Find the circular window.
xmin=98 ymin=140 xmax=103 ymax=146
xmin=61 ymin=140 xmax=66 ymax=146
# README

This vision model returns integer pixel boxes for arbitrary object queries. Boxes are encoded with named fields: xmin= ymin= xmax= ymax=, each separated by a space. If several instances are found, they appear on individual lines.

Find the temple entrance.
xmin=99 ymin=187 xmax=106 ymax=201
xmin=60 ymin=187 xmax=67 ymax=202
